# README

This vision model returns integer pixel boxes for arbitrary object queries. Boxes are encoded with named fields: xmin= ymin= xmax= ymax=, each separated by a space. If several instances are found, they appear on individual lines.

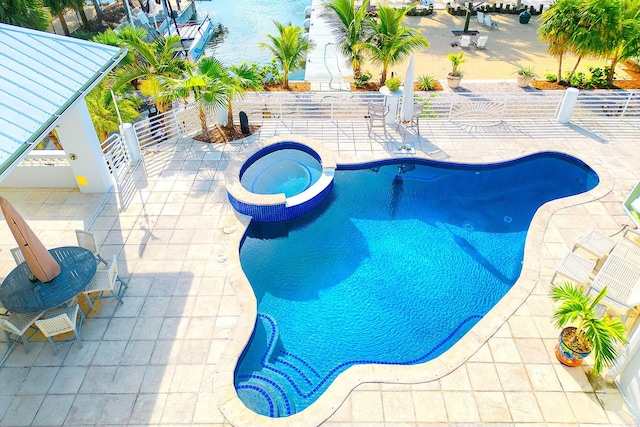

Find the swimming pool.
xmin=197 ymin=0 xmax=310 ymax=78
xmin=233 ymin=152 xmax=598 ymax=417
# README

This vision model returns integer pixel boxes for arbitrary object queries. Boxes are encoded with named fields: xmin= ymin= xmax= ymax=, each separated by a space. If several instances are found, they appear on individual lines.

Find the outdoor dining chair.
xmin=9 ymin=247 xmax=25 ymax=265
xmin=367 ymin=102 xmax=389 ymax=138
xmin=82 ymin=255 xmax=128 ymax=313
xmin=35 ymin=303 xmax=84 ymax=354
xmin=0 ymin=309 xmax=45 ymax=361
xmin=75 ymin=230 xmax=108 ymax=266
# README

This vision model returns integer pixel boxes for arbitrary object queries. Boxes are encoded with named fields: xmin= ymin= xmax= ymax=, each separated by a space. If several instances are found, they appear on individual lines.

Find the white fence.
xmin=130 ymin=90 xmax=640 ymax=147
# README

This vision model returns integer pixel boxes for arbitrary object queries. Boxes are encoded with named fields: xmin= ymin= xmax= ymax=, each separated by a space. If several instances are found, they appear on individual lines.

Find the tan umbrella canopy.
xmin=0 ymin=197 xmax=60 ymax=282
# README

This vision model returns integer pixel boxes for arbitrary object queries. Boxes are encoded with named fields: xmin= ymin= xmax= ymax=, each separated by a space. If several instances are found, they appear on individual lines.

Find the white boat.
xmin=127 ymin=0 xmax=214 ymax=62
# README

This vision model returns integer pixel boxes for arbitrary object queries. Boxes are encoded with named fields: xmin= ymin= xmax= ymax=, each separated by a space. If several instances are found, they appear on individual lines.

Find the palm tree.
xmin=42 ymin=0 xmax=75 ymax=35
xmin=157 ymin=57 xmax=230 ymax=142
xmin=218 ymin=62 xmax=263 ymax=128
xmin=538 ymin=0 xmax=582 ymax=83
xmin=551 ymin=282 xmax=627 ymax=375
xmin=101 ymin=26 xmax=191 ymax=112
xmin=70 ymin=0 xmax=90 ymax=30
xmin=322 ymin=0 xmax=372 ymax=78
xmin=89 ymin=0 xmax=104 ymax=22
xmin=597 ymin=0 xmax=640 ymax=85
xmin=0 ymin=0 xmax=50 ymax=30
xmin=260 ymin=21 xmax=314 ymax=90
xmin=360 ymin=5 xmax=429 ymax=85
xmin=85 ymin=80 xmax=141 ymax=141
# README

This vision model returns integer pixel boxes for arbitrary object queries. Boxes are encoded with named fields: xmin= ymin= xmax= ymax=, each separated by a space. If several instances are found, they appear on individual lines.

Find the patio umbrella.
xmin=400 ymin=54 xmax=416 ymax=123
xmin=0 ymin=197 xmax=60 ymax=283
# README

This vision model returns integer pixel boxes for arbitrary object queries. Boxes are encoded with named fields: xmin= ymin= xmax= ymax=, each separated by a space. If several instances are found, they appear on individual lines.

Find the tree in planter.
xmin=156 ymin=57 xmax=229 ymax=143
xmin=447 ymin=51 xmax=467 ymax=77
xmin=361 ymin=5 xmax=429 ymax=86
xmin=260 ymin=21 xmax=314 ymax=90
xmin=550 ymin=282 xmax=627 ymax=375
xmin=322 ymin=0 xmax=373 ymax=79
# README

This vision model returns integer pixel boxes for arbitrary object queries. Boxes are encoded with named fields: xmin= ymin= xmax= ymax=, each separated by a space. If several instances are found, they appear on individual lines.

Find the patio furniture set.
xmin=553 ymin=227 xmax=640 ymax=325
xmin=0 ymin=230 xmax=127 ymax=365
xmin=366 ymin=101 xmax=425 ymax=143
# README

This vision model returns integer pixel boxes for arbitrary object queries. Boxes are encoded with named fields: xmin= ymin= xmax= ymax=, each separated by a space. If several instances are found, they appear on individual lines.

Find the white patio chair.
xmin=367 ymin=102 xmax=389 ymax=138
xmin=75 ymin=230 xmax=108 ymax=266
xmin=0 ymin=310 xmax=45 ymax=362
xmin=473 ymin=36 xmax=488 ymax=49
xmin=82 ymin=255 xmax=128 ymax=313
xmin=10 ymin=247 xmax=25 ymax=265
xmin=398 ymin=102 xmax=425 ymax=138
xmin=35 ymin=304 xmax=84 ymax=355
xmin=458 ymin=35 xmax=472 ymax=48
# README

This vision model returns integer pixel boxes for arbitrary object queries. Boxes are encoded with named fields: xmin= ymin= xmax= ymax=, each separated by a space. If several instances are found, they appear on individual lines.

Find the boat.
xmin=623 ymin=180 xmax=640 ymax=228
xmin=125 ymin=0 xmax=214 ymax=62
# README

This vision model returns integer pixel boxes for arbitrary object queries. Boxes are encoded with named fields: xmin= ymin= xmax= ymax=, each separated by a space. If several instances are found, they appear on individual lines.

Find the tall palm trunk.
xmin=557 ymin=54 xmax=563 ymax=83
xmin=199 ymin=105 xmax=211 ymax=142
xmin=380 ymin=64 xmax=388 ymax=86
xmin=57 ymin=11 xmax=70 ymax=35
xmin=91 ymin=0 xmax=104 ymax=20
xmin=565 ymin=55 xmax=583 ymax=84
xmin=75 ymin=5 xmax=90 ymax=30
xmin=607 ymin=53 xmax=620 ymax=86
xmin=227 ymin=101 xmax=234 ymax=129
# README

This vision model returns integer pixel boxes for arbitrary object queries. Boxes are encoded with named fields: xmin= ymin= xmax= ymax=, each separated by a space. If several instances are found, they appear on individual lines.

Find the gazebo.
xmin=0 ymin=23 xmax=127 ymax=192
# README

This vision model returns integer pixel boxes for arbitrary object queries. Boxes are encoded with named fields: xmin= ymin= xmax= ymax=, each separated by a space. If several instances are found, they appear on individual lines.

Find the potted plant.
xmin=515 ymin=65 xmax=535 ymax=87
xmin=446 ymin=52 xmax=467 ymax=89
xmin=550 ymin=282 xmax=628 ymax=374
xmin=384 ymin=76 xmax=402 ymax=92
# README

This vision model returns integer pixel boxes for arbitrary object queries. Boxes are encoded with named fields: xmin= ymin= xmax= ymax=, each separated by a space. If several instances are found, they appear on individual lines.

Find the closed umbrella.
xmin=0 ymin=197 xmax=60 ymax=283
xmin=400 ymin=54 xmax=415 ymax=123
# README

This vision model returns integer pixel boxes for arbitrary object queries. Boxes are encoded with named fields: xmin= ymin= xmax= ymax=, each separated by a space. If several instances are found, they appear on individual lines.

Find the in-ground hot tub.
xmin=225 ymin=135 xmax=336 ymax=222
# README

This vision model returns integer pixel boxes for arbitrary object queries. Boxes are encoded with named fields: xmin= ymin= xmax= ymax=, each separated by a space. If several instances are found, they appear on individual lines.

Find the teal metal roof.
xmin=0 ymin=23 xmax=127 ymax=179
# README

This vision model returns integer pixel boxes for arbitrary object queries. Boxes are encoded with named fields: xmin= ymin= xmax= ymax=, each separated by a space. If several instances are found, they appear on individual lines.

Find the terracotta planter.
xmin=555 ymin=326 xmax=592 ymax=367
xmin=447 ymin=74 xmax=463 ymax=89
xmin=516 ymin=73 xmax=533 ymax=87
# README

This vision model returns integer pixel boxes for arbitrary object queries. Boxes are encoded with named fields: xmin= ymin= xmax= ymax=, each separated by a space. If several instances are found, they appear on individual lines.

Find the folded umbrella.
xmin=0 ymin=197 xmax=60 ymax=283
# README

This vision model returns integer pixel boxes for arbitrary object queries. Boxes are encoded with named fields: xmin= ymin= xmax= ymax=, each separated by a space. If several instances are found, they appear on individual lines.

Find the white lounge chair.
xmin=476 ymin=11 xmax=484 ymax=25
xmin=484 ymin=14 xmax=498 ymax=29
xmin=586 ymin=231 xmax=640 ymax=321
xmin=474 ymin=36 xmax=488 ymax=49
xmin=552 ymin=251 xmax=596 ymax=286
xmin=458 ymin=35 xmax=472 ymax=48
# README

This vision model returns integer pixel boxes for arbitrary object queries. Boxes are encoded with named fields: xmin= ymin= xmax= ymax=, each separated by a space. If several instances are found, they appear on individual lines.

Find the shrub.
xmin=353 ymin=71 xmax=372 ymax=88
xmin=544 ymin=72 xmax=558 ymax=83
xmin=417 ymin=74 xmax=437 ymax=91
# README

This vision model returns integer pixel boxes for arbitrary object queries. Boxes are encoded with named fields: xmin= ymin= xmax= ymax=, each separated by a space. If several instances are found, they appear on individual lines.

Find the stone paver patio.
xmin=0 ymin=111 xmax=638 ymax=426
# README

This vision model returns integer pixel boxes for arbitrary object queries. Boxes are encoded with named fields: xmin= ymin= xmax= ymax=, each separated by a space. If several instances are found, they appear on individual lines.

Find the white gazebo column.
xmin=56 ymin=99 xmax=113 ymax=193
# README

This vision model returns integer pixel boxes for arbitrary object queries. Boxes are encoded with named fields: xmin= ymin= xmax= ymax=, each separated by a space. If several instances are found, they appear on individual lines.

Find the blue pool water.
xmin=240 ymin=149 xmax=323 ymax=197
xmin=236 ymin=153 xmax=598 ymax=417
xmin=197 ymin=0 xmax=310 ymax=78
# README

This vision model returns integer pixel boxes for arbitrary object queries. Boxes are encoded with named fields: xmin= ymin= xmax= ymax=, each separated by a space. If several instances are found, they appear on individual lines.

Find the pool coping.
xmin=215 ymin=142 xmax=614 ymax=426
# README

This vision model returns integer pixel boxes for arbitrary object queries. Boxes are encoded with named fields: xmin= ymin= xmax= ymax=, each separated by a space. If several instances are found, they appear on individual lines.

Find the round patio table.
xmin=0 ymin=246 xmax=97 ymax=314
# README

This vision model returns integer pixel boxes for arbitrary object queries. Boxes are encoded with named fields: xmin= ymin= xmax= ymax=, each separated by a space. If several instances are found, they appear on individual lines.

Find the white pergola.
xmin=0 ymin=23 xmax=127 ymax=192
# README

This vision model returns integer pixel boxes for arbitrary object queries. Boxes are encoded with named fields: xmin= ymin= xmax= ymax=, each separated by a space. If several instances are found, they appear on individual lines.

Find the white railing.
xmin=130 ymin=90 xmax=639 ymax=147
xmin=133 ymin=103 xmax=210 ymax=151
xmin=574 ymin=91 xmax=640 ymax=119
xmin=0 ymin=150 xmax=75 ymax=188
xmin=101 ymin=134 xmax=133 ymax=183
